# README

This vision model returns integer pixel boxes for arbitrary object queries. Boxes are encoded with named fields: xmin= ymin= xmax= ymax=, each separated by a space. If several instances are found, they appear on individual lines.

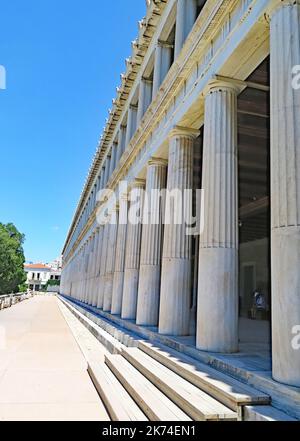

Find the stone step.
xmin=138 ymin=340 xmax=270 ymax=411
xmin=88 ymin=360 xmax=148 ymax=421
xmin=105 ymin=354 xmax=192 ymax=421
xmin=58 ymin=298 xmax=146 ymax=422
xmin=59 ymin=296 xmax=123 ymax=354
xmin=59 ymin=296 xmax=139 ymax=349
xmin=243 ymin=405 xmax=298 ymax=421
xmin=122 ymin=348 xmax=237 ymax=421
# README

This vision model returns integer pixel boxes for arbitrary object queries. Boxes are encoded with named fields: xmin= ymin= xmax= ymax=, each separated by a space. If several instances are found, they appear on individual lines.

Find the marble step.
xmin=243 ymin=405 xmax=298 ymax=421
xmin=88 ymin=360 xmax=148 ymax=421
xmin=122 ymin=348 xmax=237 ymax=421
xmin=59 ymin=296 xmax=124 ymax=354
xmin=59 ymin=296 xmax=139 ymax=349
xmin=105 ymin=354 xmax=192 ymax=421
xmin=138 ymin=340 xmax=270 ymax=411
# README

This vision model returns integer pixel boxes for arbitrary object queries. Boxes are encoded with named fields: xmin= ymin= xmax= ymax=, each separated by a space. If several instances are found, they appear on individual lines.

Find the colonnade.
xmin=61 ymin=0 xmax=300 ymax=388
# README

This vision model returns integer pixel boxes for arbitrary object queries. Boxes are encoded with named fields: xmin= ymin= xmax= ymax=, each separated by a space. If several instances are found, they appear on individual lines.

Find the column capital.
xmin=157 ymin=39 xmax=174 ymax=49
xmin=130 ymin=178 xmax=146 ymax=189
xmin=169 ymin=125 xmax=199 ymax=140
xmin=141 ymin=77 xmax=153 ymax=85
xmin=148 ymin=157 xmax=168 ymax=167
xmin=203 ymin=79 xmax=240 ymax=97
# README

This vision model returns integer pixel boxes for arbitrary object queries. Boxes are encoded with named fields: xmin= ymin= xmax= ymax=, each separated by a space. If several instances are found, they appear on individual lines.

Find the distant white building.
xmin=24 ymin=262 xmax=61 ymax=291
xmin=48 ymin=256 xmax=62 ymax=272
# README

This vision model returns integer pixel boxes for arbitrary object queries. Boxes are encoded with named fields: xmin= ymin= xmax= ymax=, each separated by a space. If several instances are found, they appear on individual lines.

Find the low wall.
xmin=0 ymin=292 xmax=34 ymax=310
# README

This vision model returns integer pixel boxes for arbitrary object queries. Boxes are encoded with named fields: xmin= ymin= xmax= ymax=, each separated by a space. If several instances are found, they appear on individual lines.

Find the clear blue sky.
xmin=0 ymin=0 xmax=146 ymax=263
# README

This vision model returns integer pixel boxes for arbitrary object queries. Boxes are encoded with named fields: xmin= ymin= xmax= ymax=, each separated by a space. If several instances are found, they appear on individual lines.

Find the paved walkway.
xmin=0 ymin=295 xmax=109 ymax=421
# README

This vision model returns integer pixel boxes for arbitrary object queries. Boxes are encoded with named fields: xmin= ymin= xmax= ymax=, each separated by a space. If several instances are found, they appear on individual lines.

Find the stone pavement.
xmin=0 ymin=295 xmax=110 ymax=421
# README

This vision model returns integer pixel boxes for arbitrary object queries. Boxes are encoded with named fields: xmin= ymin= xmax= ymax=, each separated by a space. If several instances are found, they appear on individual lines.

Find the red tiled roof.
xmin=24 ymin=263 xmax=51 ymax=270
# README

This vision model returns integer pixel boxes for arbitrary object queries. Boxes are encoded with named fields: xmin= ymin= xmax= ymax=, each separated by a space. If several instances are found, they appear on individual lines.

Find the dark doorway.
xmin=237 ymin=57 xmax=271 ymax=345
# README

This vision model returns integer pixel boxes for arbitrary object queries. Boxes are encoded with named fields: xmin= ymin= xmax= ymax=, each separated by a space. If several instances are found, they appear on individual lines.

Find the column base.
xmin=121 ymin=268 xmax=139 ymax=320
xmin=91 ymin=277 xmax=98 ymax=307
xmin=197 ymin=248 xmax=239 ymax=354
xmin=111 ymin=271 xmax=125 ymax=315
xmin=272 ymin=227 xmax=300 ymax=387
xmin=159 ymin=258 xmax=191 ymax=336
xmin=136 ymin=265 xmax=161 ymax=326
xmin=96 ymin=275 xmax=105 ymax=309
xmin=103 ymin=274 xmax=114 ymax=312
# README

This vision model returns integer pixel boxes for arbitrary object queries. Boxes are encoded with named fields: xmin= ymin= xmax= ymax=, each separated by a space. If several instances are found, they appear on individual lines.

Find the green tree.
xmin=0 ymin=223 xmax=26 ymax=294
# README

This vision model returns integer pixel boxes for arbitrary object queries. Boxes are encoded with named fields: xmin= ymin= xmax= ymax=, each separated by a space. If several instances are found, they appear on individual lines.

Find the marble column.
xmin=100 ymin=167 xmax=106 ymax=191
xmin=109 ymin=143 xmax=117 ymax=176
xmin=87 ymin=233 xmax=96 ymax=305
xmin=93 ymin=184 xmax=97 ymax=209
xmin=93 ymin=225 xmax=104 ymax=306
xmin=118 ymin=125 xmax=127 ymax=159
xmin=269 ymin=0 xmax=300 ymax=387
xmin=174 ymin=0 xmax=198 ymax=59
xmin=197 ymin=80 xmax=239 ymax=353
xmin=121 ymin=179 xmax=145 ymax=320
xmin=97 ymin=223 xmax=109 ymax=309
xmin=159 ymin=127 xmax=198 ymax=335
xmin=84 ymin=238 xmax=91 ymax=304
xmin=80 ymin=244 xmax=86 ymax=302
xmin=82 ymin=240 xmax=88 ymax=303
xmin=104 ymin=156 xmax=111 ymax=187
xmin=153 ymin=41 xmax=173 ymax=97
xmin=91 ymin=227 xmax=100 ymax=306
xmin=111 ymin=198 xmax=128 ymax=315
xmin=103 ymin=209 xmax=119 ymax=312
xmin=137 ymin=78 xmax=153 ymax=125
xmin=125 ymin=104 xmax=138 ymax=148
xmin=136 ymin=159 xmax=167 ymax=326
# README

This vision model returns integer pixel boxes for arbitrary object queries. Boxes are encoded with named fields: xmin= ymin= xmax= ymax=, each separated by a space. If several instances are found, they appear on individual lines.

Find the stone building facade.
xmin=61 ymin=0 xmax=300 ymax=389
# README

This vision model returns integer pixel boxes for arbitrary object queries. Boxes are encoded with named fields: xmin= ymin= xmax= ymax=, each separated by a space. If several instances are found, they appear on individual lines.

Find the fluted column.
xmin=104 ymin=156 xmax=111 ymax=187
xmin=91 ymin=227 xmax=100 ymax=306
xmin=109 ymin=143 xmax=117 ymax=176
xmin=159 ymin=127 xmax=198 ymax=335
xmin=99 ymin=167 xmax=106 ymax=191
xmin=87 ymin=232 xmax=96 ymax=305
xmin=93 ymin=225 xmax=104 ymax=306
xmin=117 ymin=125 xmax=127 ymax=159
xmin=97 ymin=223 xmax=109 ymax=309
xmin=111 ymin=197 xmax=128 ymax=315
xmin=270 ymin=0 xmax=300 ymax=387
xmin=83 ymin=238 xmax=91 ymax=303
xmin=136 ymin=159 xmax=167 ymax=326
xmin=121 ymin=179 xmax=145 ymax=320
xmin=174 ymin=0 xmax=198 ymax=59
xmin=103 ymin=209 xmax=119 ymax=312
xmin=137 ymin=78 xmax=153 ymax=125
xmin=125 ymin=104 xmax=138 ymax=148
xmin=196 ymin=81 xmax=238 ymax=353
xmin=80 ymin=244 xmax=87 ymax=302
xmin=153 ymin=41 xmax=173 ymax=97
